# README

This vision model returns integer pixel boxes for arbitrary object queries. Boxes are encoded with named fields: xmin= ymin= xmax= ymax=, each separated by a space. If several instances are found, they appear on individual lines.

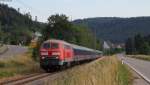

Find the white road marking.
xmin=123 ymin=60 xmax=150 ymax=84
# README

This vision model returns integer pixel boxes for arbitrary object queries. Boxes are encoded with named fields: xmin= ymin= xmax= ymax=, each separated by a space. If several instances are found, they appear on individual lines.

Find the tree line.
xmin=125 ymin=34 xmax=150 ymax=55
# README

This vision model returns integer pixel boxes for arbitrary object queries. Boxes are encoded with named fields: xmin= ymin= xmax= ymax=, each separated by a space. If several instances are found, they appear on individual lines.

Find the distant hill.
xmin=73 ymin=17 xmax=150 ymax=43
xmin=0 ymin=4 xmax=45 ymax=45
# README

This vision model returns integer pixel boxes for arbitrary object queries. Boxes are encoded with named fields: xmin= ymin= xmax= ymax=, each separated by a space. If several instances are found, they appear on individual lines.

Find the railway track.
xmin=0 ymin=73 xmax=54 ymax=85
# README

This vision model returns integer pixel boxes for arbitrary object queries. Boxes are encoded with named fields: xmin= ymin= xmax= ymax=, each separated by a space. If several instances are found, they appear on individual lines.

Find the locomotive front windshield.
xmin=43 ymin=43 xmax=50 ymax=49
xmin=42 ymin=42 xmax=59 ymax=49
xmin=51 ymin=43 xmax=59 ymax=49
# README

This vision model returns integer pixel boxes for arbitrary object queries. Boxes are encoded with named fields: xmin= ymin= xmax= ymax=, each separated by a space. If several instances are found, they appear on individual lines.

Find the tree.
xmin=125 ymin=38 xmax=134 ymax=54
xmin=42 ymin=14 xmax=73 ymax=42
xmin=134 ymin=34 xmax=144 ymax=54
xmin=125 ymin=34 xmax=150 ymax=55
xmin=141 ymin=42 xmax=150 ymax=55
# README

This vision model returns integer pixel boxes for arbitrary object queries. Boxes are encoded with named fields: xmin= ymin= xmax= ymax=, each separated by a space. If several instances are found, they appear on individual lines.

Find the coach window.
xmin=51 ymin=43 xmax=59 ymax=49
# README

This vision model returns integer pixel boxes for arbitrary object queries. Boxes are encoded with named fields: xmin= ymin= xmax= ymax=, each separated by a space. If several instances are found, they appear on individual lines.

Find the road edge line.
xmin=123 ymin=60 xmax=150 ymax=84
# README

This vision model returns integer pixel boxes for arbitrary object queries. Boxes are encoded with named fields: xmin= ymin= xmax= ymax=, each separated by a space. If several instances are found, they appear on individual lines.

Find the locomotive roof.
xmin=44 ymin=39 xmax=102 ymax=54
xmin=44 ymin=39 xmax=65 ymax=43
xmin=71 ymin=44 xmax=94 ymax=51
xmin=71 ymin=44 xmax=102 ymax=54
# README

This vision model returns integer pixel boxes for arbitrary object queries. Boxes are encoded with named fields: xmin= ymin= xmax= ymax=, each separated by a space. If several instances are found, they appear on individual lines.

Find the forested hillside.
xmin=0 ymin=4 xmax=45 ymax=45
xmin=73 ymin=17 xmax=150 ymax=43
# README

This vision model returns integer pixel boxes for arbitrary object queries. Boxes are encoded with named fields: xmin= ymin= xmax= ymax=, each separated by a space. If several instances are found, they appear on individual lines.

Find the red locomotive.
xmin=40 ymin=39 xmax=102 ymax=71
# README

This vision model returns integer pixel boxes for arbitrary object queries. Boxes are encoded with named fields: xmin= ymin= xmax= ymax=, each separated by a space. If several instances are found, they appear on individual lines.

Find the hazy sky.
xmin=2 ymin=0 xmax=150 ymax=22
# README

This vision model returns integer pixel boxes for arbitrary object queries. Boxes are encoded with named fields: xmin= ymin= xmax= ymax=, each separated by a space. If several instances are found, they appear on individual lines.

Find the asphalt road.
xmin=0 ymin=45 xmax=28 ymax=59
xmin=118 ymin=54 xmax=150 ymax=85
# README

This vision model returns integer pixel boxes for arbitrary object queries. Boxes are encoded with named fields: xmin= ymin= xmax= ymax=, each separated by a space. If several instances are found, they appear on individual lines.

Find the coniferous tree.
xmin=125 ymin=34 xmax=150 ymax=55
xmin=125 ymin=38 xmax=134 ymax=54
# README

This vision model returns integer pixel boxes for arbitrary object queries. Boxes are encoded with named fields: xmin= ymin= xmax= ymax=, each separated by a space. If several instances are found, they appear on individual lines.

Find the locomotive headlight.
xmin=41 ymin=56 xmax=45 ymax=59
xmin=52 ymin=52 xmax=60 ymax=55
xmin=55 ymin=56 xmax=59 ymax=59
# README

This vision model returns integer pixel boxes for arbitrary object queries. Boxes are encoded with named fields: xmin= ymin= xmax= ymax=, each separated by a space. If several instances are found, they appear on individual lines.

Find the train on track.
xmin=40 ymin=39 xmax=103 ymax=72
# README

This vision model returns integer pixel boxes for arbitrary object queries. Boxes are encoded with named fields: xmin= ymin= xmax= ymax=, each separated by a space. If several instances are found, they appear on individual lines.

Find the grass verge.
xmin=45 ymin=56 xmax=133 ymax=85
xmin=127 ymin=55 xmax=150 ymax=61
xmin=0 ymin=52 xmax=42 ymax=81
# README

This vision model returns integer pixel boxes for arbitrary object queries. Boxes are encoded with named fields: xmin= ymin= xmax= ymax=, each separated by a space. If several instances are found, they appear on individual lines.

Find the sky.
xmin=1 ymin=0 xmax=150 ymax=22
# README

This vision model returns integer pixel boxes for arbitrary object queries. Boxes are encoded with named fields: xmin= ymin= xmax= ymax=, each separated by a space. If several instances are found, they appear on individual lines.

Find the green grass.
xmin=0 ymin=71 xmax=15 ymax=78
xmin=0 ymin=52 xmax=42 ymax=80
xmin=117 ymin=62 xmax=133 ymax=85
xmin=128 ymin=55 xmax=150 ymax=61
xmin=45 ymin=56 xmax=133 ymax=85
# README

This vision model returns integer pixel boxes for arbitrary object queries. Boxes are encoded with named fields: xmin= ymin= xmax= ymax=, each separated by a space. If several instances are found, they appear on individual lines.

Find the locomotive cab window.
xmin=42 ymin=43 xmax=50 ymax=49
xmin=51 ymin=43 xmax=59 ymax=49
